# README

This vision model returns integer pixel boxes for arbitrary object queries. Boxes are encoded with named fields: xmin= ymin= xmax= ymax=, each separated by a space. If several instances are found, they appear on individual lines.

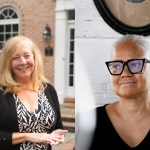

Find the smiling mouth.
xmin=18 ymin=66 xmax=30 ymax=70
xmin=120 ymin=81 xmax=136 ymax=85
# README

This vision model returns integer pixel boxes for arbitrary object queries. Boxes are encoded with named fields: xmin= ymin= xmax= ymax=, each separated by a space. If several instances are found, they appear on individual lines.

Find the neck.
xmin=117 ymin=97 xmax=150 ymax=120
xmin=15 ymin=78 xmax=34 ymax=90
xmin=18 ymin=83 xmax=34 ymax=92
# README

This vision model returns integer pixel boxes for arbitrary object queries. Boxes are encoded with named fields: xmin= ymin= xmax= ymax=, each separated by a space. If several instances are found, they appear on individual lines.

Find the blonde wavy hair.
xmin=0 ymin=35 xmax=49 ymax=93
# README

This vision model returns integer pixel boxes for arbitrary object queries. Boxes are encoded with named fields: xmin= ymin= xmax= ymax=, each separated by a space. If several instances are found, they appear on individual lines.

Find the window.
xmin=93 ymin=0 xmax=150 ymax=35
xmin=68 ymin=28 xmax=75 ymax=87
xmin=0 ymin=7 xmax=19 ymax=49
xmin=67 ymin=10 xmax=75 ymax=88
xmin=68 ymin=10 xmax=75 ymax=20
xmin=66 ymin=10 xmax=75 ymax=97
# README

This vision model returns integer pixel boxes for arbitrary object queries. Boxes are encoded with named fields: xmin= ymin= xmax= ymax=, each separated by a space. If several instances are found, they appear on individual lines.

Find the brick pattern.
xmin=0 ymin=0 xmax=56 ymax=84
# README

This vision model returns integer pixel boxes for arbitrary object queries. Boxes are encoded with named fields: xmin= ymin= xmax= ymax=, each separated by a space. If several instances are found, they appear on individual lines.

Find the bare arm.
xmin=12 ymin=130 xmax=68 ymax=145
xmin=12 ymin=132 xmax=27 ymax=145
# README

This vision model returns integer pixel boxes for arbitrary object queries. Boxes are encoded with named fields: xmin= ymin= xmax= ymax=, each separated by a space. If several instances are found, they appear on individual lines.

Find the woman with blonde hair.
xmin=0 ymin=36 xmax=68 ymax=150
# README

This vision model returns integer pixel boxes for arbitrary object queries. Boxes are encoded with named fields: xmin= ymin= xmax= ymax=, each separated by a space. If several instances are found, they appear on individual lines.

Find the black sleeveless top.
xmin=89 ymin=104 xmax=150 ymax=150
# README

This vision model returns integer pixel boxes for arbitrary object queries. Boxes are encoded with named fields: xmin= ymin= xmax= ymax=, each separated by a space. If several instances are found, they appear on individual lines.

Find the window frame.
xmin=0 ymin=7 xmax=19 ymax=50
xmin=66 ymin=10 xmax=75 ymax=98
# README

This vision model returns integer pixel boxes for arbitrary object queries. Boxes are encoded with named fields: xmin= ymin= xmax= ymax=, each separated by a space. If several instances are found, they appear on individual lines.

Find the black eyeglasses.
xmin=105 ymin=58 xmax=150 ymax=75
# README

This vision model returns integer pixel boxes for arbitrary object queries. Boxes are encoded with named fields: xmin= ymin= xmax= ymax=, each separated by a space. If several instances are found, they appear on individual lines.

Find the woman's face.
xmin=11 ymin=40 xmax=35 ymax=82
xmin=111 ymin=41 xmax=150 ymax=99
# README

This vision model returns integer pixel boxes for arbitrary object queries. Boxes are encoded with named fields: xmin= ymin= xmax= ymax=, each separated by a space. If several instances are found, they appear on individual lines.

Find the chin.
xmin=119 ymin=93 xmax=137 ymax=99
xmin=17 ymin=74 xmax=32 ymax=79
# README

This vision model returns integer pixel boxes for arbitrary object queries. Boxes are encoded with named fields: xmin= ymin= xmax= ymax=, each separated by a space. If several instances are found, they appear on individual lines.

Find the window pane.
xmin=13 ymin=24 xmax=18 ymax=32
xmin=9 ymin=9 xmax=13 ymax=16
xmin=68 ymin=10 xmax=75 ymax=20
xmin=3 ymin=10 xmax=8 ymax=16
xmin=0 ymin=34 xmax=4 ymax=41
xmin=70 ymin=53 xmax=74 ymax=63
xmin=12 ymin=13 xmax=18 ymax=19
xmin=0 ymin=25 xmax=4 ymax=32
xmin=69 ymin=76 xmax=73 ymax=86
xmin=70 ymin=41 xmax=74 ymax=51
xmin=70 ymin=29 xmax=74 ymax=39
xmin=69 ymin=65 xmax=74 ymax=74
xmin=0 ymin=14 xmax=4 ymax=19
xmin=6 ymin=25 xmax=11 ymax=32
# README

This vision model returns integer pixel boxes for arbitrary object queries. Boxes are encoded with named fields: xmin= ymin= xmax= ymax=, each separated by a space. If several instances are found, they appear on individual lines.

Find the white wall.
xmin=76 ymin=0 xmax=150 ymax=113
xmin=76 ymin=0 xmax=123 ymax=113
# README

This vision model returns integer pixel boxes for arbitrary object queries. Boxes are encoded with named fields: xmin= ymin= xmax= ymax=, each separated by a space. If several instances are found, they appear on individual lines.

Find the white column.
xmin=55 ymin=9 xmax=67 ymax=104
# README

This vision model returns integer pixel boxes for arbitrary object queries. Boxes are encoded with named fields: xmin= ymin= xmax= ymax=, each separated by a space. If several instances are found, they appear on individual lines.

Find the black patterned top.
xmin=14 ymin=91 xmax=56 ymax=150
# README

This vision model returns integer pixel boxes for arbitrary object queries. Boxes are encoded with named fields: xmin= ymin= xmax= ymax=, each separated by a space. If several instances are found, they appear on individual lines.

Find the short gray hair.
xmin=112 ymin=34 xmax=150 ymax=58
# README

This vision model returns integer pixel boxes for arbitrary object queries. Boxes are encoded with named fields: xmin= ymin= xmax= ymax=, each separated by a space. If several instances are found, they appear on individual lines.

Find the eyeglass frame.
xmin=105 ymin=58 xmax=150 ymax=76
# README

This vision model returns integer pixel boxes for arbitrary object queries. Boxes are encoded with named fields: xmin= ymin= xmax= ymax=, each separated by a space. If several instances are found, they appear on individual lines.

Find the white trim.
xmin=55 ymin=0 xmax=75 ymax=104
xmin=55 ymin=10 xmax=67 ymax=104
xmin=55 ymin=0 xmax=75 ymax=11
xmin=0 ymin=19 xmax=19 ymax=24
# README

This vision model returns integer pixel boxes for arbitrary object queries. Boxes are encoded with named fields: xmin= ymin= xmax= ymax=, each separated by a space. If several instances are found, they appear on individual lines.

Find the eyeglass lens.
xmin=128 ymin=60 xmax=143 ymax=73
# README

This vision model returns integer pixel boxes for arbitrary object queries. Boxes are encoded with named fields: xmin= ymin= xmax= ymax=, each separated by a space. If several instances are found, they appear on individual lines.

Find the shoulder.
xmin=95 ymin=104 xmax=109 ymax=115
xmin=44 ymin=83 xmax=59 ymax=103
xmin=45 ymin=83 xmax=53 ymax=89
xmin=44 ymin=83 xmax=57 ymax=95
xmin=88 ymin=104 xmax=111 ymax=124
xmin=45 ymin=83 xmax=56 ymax=92
xmin=0 ymin=90 xmax=5 ymax=100
xmin=82 ymin=104 xmax=108 ymax=118
xmin=0 ymin=89 xmax=11 ymax=98
xmin=0 ymin=89 xmax=3 ymax=95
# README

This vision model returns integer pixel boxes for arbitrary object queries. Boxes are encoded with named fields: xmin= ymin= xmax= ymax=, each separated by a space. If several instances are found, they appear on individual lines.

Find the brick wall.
xmin=0 ymin=0 xmax=56 ymax=84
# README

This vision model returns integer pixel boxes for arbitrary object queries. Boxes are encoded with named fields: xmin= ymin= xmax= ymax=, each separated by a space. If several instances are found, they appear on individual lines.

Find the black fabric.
xmin=45 ymin=84 xmax=63 ymax=131
xmin=89 ymin=104 xmax=150 ymax=150
xmin=0 ymin=84 xmax=63 ymax=150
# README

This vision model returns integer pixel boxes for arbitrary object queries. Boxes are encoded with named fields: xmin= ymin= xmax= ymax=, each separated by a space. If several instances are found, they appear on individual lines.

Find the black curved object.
xmin=93 ymin=0 xmax=150 ymax=36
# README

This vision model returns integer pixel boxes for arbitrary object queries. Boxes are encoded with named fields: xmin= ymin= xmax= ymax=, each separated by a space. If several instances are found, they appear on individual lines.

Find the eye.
xmin=130 ymin=60 xmax=143 ymax=68
xmin=110 ymin=63 xmax=122 ymax=70
xmin=131 ymin=63 xmax=140 ymax=67
xmin=24 ymin=54 xmax=31 ymax=59
xmin=113 ymin=64 xmax=120 ymax=69
xmin=12 ymin=56 xmax=20 ymax=61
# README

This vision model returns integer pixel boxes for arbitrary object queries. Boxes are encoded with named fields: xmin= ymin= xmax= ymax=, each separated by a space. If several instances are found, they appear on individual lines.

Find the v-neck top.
xmin=14 ymin=91 xmax=56 ymax=150
xmin=89 ymin=104 xmax=150 ymax=150
xmin=0 ymin=84 xmax=63 ymax=150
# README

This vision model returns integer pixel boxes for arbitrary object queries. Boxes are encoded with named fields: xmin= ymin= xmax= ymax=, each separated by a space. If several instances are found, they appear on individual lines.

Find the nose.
xmin=121 ymin=65 xmax=132 ymax=77
xmin=19 ymin=56 xmax=27 ymax=64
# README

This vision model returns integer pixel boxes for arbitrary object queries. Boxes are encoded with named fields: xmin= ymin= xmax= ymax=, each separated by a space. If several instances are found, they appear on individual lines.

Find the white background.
xmin=75 ymin=0 xmax=122 ymax=114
